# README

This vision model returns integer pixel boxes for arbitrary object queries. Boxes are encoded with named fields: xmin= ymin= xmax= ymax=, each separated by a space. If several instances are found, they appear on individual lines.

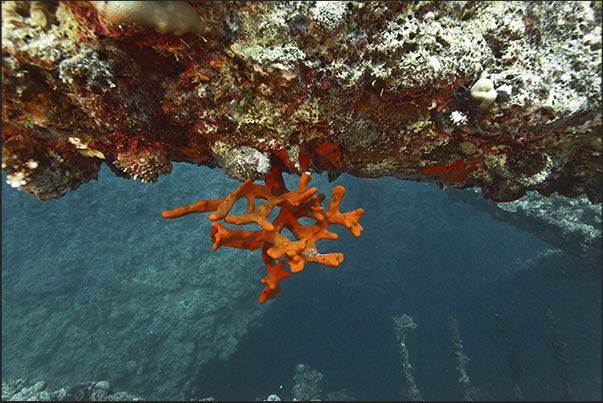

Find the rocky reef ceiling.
xmin=2 ymin=1 xmax=601 ymax=203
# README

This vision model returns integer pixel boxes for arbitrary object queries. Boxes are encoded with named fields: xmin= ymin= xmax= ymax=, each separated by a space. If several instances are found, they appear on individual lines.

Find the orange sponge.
xmin=162 ymin=165 xmax=364 ymax=303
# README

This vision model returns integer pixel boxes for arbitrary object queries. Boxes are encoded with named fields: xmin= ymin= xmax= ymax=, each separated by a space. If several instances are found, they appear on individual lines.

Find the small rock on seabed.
xmin=2 ymin=378 xmax=218 ymax=401
xmin=2 ymin=378 xmax=143 ymax=401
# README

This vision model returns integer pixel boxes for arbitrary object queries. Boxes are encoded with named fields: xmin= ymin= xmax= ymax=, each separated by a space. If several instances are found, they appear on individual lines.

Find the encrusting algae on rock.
xmin=2 ymin=2 xmax=600 ymax=203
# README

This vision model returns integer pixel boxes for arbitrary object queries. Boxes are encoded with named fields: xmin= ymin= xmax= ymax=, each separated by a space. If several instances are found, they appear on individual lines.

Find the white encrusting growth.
xmin=91 ymin=1 xmax=208 ymax=36
xmin=470 ymin=75 xmax=498 ymax=110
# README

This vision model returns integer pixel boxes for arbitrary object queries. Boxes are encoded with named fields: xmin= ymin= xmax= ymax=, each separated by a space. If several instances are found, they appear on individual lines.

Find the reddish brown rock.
xmin=2 ymin=2 xmax=601 ymax=202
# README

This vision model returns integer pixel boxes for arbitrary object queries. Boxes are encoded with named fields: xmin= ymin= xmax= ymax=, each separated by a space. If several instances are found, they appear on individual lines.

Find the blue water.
xmin=2 ymin=163 xmax=601 ymax=400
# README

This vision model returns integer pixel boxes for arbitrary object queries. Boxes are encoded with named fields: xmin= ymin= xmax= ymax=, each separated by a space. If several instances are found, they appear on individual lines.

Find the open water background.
xmin=2 ymin=163 xmax=601 ymax=400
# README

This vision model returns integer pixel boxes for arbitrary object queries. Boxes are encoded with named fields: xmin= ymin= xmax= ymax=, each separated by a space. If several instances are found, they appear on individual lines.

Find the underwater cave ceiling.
xmin=1 ymin=1 xmax=601 ymax=203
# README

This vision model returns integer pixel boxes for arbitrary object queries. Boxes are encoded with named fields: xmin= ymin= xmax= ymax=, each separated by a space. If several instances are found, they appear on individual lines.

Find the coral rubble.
xmin=393 ymin=314 xmax=423 ymax=401
xmin=291 ymin=363 xmax=323 ymax=401
xmin=1 ymin=378 xmax=143 ymax=401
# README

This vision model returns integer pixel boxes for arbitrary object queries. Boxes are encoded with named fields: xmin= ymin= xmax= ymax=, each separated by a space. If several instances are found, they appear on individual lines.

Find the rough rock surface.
xmin=447 ymin=188 xmax=602 ymax=266
xmin=1 ymin=378 xmax=218 ymax=401
xmin=1 ymin=378 xmax=144 ymax=401
xmin=1 ymin=163 xmax=265 ymax=400
xmin=291 ymin=363 xmax=323 ymax=401
xmin=2 ymin=1 xmax=601 ymax=203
